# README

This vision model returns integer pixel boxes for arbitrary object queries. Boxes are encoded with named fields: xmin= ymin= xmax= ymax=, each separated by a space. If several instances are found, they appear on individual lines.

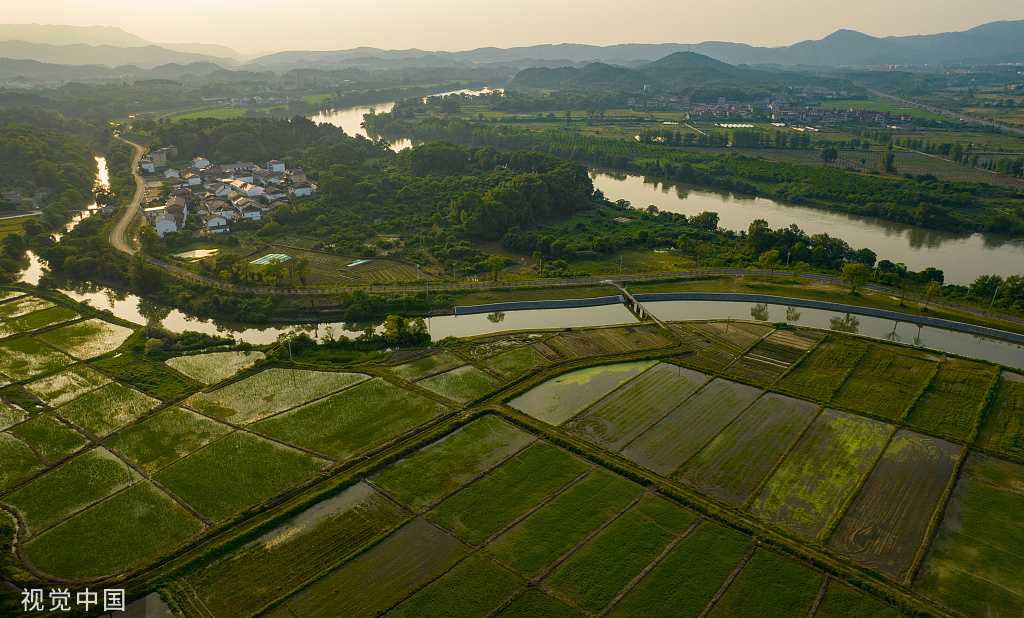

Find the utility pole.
xmin=712 ymin=247 xmax=717 ymax=270
xmin=991 ymin=282 xmax=1002 ymax=309
xmin=619 ymin=255 xmax=623 ymax=276
xmin=453 ymin=262 xmax=457 ymax=284
xmin=786 ymin=251 xmax=791 ymax=267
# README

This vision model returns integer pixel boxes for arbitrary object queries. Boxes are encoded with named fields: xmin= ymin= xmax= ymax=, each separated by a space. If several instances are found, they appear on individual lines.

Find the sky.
xmin=4 ymin=0 xmax=1023 ymax=54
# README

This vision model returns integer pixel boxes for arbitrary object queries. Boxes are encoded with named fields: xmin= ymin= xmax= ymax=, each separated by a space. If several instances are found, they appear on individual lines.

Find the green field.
xmin=416 ymin=365 xmax=502 ymax=403
xmin=275 ymin=518 xmax=469 ymax=618
xmin=0 ymin=432 xmax=44 ymax=491
xmin=105 ymin=407 xmax=231 ymax=474
xmin=4 ymin=448 xmax=138 ymax=534
xmin=828 ymin=431 xmax=960 ymax=580
xmin=493 ymin=588 xmax=585 ymax=618
xmin=154 ymin=431 xmax=329 ymax=521
xmin=390 ymin=350 xmax=465 ymax=381
xmin=706 ymin=548 xmax=822 ymax=618
xmin=0 ymin=296 xmax=53 ymax=318
xmin=37 ymin=318 xmax=134 ymax=359
xmin=915 ymin=453 xmax=1024 ymax=618
xmin=253 ymin=378 xmax=447 ymax=460
xmin=775 ymin=336 xmax=868 ymax=401
xmin=481 ymin=345 xmax=548 ymax=378
xmin=633 ymin=493 xmax=699 ymax=533
xmin=508 ymin=361 xmax=657 ymax=425
xmin=385 ymin=553 xmax=524 ymax=618
xmin=25 ymin=365 xmax=110 ymax=407
xmin=816 ymin=581 xmax=899 ymax=618
xmin=679 ymin=394 xmax=819 ymax=506
xmin=909 ymin=358 xmax=995 ymax=439
xmin=0 ymin=335 xmax=74 ymax=381
xmin=830 ymin=345 xmax=938 ymax=420
xmin=9 ymin=307 xmax=78 ymax=332
xmin=9 ymin=413 xmax=88 ymax=464
xmin=485 ymin=469 xmax=641 ymax=576
xmin=92 ymin=353 xmax=198 ymax=401
xmin=609 ymin=521 xmax=750 ymax=617
xmin=0 ymin=401 xmax=26 ymax=430
xmin=23 ymin=481 xmax=203 ymax=579
xmin=563 ymin=363 xmax=707 ymax=450
xmin=165 ymin=350 xmax=265 ymax=384
xmin=620 ymin=379 xmax=762 ymax=475
xmin=189 ymin=482 xmax=409 ymax=618
xmin=372 ymin=415 xmax=535 ymax=509
xmin=185 ymin=368 xmax=369 ymax=425
xmin=975 ymin=372 xmax=1024 ymax=460
xmin=546 ymin=508 xmax=677 ymax=612
xmin=427 ymin=442 xmax=590 ymax=545
xmin=750 ymin=409 xmax=891 ymax=540
xmin=173 ymin=106 xmax=287 ymax=121
xmin=56 ymin=382 xmax=159 ymax=437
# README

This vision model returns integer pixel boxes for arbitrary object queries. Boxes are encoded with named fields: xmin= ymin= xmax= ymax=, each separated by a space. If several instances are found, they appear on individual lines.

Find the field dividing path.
xmin=109 ymin=136 xmax=144 ymax=254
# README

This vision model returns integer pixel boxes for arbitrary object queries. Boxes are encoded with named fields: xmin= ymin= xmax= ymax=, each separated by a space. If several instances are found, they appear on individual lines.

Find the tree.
xmin=792 ymin=261 xmax=810 ymax=278
xmin=821 ymin=148 xmax=838 ymax=162
xmin=294 ymin=257 xmax=311 ymax=285
xmin=758 ymin=250 xmax=780 ymax=278
xmin=841 ymin=262 xmax=870 ymax=295
xmin=487 ymin=255 xmax=504 ymax=282
xmin=137 ymin=226 xmax=160 ymax=253
xmin=924 ymin=280 xmax=942 ymax=310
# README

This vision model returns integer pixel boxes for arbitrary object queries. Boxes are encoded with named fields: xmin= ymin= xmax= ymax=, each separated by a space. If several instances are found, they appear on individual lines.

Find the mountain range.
xmin=0 ymin=20 xmax=1022 ymax=74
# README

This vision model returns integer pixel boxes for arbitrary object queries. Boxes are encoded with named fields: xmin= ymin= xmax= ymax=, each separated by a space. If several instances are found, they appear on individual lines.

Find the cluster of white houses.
xmin=139 ymin=147 xmax=315 ymax=238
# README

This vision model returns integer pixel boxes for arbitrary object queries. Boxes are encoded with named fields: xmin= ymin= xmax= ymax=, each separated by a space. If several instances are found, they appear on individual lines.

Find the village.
xmin=137 ymin=145 xmax=316 ymax=238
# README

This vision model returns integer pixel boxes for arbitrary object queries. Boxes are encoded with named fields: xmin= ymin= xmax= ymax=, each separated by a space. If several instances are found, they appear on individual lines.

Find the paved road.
xmin=866 ymin=88 xmax=1024 ymax=137
xmin=108 ymin=136 xmax=144 ymax=254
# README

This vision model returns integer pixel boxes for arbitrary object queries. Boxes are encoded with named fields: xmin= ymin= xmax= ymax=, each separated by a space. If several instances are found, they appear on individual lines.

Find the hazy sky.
xmin=7 ymin=0 xmax=1023 ymax=54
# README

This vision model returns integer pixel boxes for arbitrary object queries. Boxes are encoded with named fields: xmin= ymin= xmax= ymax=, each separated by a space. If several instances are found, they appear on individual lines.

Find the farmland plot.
xmin=154 ymin=431 xmax=329 ymax=521
xmin=830 ymin=346 xmax=938 ymax=420
xmin=0 ymin=433 xmax=43 ymax=491
xmin=546 ymin=331 xmax=614 ymax=359
xmin=586 ymin=325 xmax=672 ymax=354
xmin=23 ymin=481 xmax=203 ymax=579
xmin=185 ymin=368 xmax=369 ymax=425
xmin=0 ymin=401 xmax=25 ymax=430
xmin=10 ymin=306 xmax=78 ymax=332
xmin=384 ymin=553 xmax=524 ymax=618
xmin=0 ymin=296 xmax=53 ymax=318
xmin=25 ymin=365 xmax=110 ymax=407
xmin=91 ymin=354 xmax=197 ymax=401
xmin=0 ymin=336 xmax=74 ymax=381
xmin=0 ymin=318 xmax=17 ymax=339
xmin=254 ymin=378 xmax=447 ymax=460
xmin=750 ymin=410 xmax=891 ymax=540
xmin=37 ymin=319 xmax=134 ymax=359
xmin=563 ymin=363 xmax=707 ymax=450
xmin=165 ymin=350 xmax=265 ymax=384
xmin=905 ymin=359 xmax=995 ymax=441
xmin=692 ymin=321 xmax=772 ymax=355
xmin=546 ymin=509 xmax=677 ymax=612
xmin=372 ymin=415 xmax=535 ymax=509
xmin=427 ymin=442 xmax=591 ymax=545
xmin=56 ymin=382 xmax=159 ymax=438
xmin=620 ymin=379 xmax=762 ymax=476
xmin=9 ymin=414 xmax=88 ymax=464
xmin=828 ymin=431 xmax=961 ymax=579
xmin=729 ymin=329 xmax=820 ymax=383
xmin=608 ymin=521 xmax=750 ymax=618
xmin=0 ymin=291 xmax=23 ymax=303
xmin=482 ymin=345 xmax=547 ymax=379
xmin=189 ymin=482 xmax=409 ymax=618
xmin=105 ymin=407 xmax=231 ymax=474
xmin=815 ymin=581 xmax=899 ymax=618
xmin=915 ymin=454 xmax=1024 ymax=618
xmin=416 ymin=365 xmax=501 ymax=403
xmin=975 ymin=372 xmax=1024 ymax=460
xmin=706 ymin=548 xmax=822 ymax=618
xmin=275 ymin=517 xmax=469 ymax=618
xmin=633 ymin=493 xmax=698 ymax=534
xmin=508 ymin=360 xmax=657 ymax=425
xmin=3 ymin=447 xmax=139 ymax=534
xmin=775 ymin=335 xmax=868 ymax=401
xmin=678 ymin=394 xmax=819 ymax=506
xmin=485 ymin=469 xmax=641 ymax=576
xmin=493 ymin=589 xmax=585 ymax=618
xmin=390 ymin=350 xmax=463 ymax=380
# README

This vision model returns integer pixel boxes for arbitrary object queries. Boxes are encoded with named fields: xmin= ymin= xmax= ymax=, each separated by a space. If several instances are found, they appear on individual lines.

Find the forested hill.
xmin=508 ymin=52 xmax=836 ymax=99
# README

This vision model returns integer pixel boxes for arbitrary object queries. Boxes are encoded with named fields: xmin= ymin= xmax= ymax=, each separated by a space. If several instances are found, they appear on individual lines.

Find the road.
xmin=108 ymin=136 xmax=144 ymax=254
xmin=866 ymin=88 xmax=1024 ymax=137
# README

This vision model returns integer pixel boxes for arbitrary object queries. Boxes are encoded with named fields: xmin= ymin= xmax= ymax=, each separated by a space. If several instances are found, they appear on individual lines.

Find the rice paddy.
xmin=104 ymin=407 xmax=232 ymax=474
xmin=56 ymin=382 xmax=160 ymax=438
xmin=904 ymin=359 xmax=995 ymax=440
xmin=9 ymin=306 xmax=78 ymax=332
xmin=185 ymin=368 xmax=370 ymax=425
xmin=0 ymin=432 xmax=44 ymax=491
xmin=975 ymin=371 xmax=1024 ymax=460
xmin=0 ymin=296 xmax=54 ymax=318
xmin=508 ymin=360 xmax=657 ymax=425
xmin=0 ymin=401 xmax=26 ymax=430
xmin=25 ymin=364 xmax=111 ymax=407
xmin=481 ymin=345 xmax=547 ymax=378
xmin=390 ymin=350 xmax=464 ymax=380
xmin=415 ymin=364 xmax=502 ymax=403
xmin=0 ymin=335 xmax=75 ymax=381
xmin=706 ymin=547 xmax=823 ymax=618
xmin=165 ymin=350 xmax=266 ymax=384
xmin=830 ymin=346 xmax=939 ymax=420
xmin=37 ymin=318 xmax=134 ymax=359
xmin=9 ymin=413 xmax=88 ymax=464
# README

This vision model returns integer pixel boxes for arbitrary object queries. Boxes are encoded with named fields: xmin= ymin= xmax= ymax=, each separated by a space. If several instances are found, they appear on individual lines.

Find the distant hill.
xmin=0 ymin=40 xmax=236 ymax=69
xmin=0 ymin=23 xmax=151 ymax=47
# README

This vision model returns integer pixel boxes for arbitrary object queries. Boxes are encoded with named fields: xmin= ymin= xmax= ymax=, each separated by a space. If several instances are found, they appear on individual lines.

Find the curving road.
xmin=108 ymin=136 xmax=144 ymax=254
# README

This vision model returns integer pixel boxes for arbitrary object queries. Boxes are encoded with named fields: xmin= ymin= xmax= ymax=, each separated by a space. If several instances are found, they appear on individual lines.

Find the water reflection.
xmin=487 ymin=311 xmax=506 ymax=323
xmin=648 ymin=300 xmax=1024 ymax=370
xmin=590 ymin=168 xmax=1024 ymax=285
xmin=750 ymin=303 xmax=770 ymax=322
